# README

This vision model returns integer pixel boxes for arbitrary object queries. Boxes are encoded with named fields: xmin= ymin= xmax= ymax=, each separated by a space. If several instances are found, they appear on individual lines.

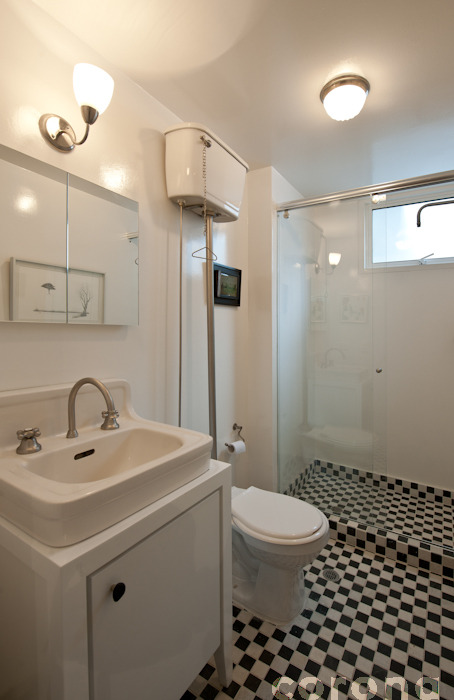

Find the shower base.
xmin=288 ymin=460 xmax=454 ymax=580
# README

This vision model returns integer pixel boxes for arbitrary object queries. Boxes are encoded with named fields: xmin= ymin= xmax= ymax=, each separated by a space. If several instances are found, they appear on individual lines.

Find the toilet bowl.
xmin=231 ymin=486 xmax=329 ymax=625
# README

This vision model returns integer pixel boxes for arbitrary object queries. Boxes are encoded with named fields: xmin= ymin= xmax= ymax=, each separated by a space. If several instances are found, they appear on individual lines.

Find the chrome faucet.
xmin=67 ymin=377 xmax=119 ymax=438
xmin=16 ymin=427 xmax=42 ymax=454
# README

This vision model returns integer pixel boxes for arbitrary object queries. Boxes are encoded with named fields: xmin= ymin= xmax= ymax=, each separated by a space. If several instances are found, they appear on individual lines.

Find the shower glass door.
xmin=277 ymin=195 xmax=387 ymax=525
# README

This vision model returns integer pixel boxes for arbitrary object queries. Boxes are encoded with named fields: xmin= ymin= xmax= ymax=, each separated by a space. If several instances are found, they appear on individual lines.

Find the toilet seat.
xmin=232 ymin=486 xmax=326 ymax=546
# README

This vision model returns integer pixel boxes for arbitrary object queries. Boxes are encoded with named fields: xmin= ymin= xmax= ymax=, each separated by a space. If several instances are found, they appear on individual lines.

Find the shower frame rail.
xmin=277 ymin=168 xmax=454 ymax=211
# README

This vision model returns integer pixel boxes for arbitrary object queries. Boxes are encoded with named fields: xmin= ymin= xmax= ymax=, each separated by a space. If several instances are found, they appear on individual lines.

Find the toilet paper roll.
xmin=226 ymin=440 xmax=246 ymax=454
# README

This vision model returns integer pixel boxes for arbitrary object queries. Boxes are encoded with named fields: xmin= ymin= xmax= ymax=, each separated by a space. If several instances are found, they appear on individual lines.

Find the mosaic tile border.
xmin=284 ymin=462 xmax=315 ymax=497
xmin=329 ymin=514 xmax=454 ymax=580
xmin=315 ymin=460 xmax=454 ymax=507
xmin=285 ymin=462 xmax=454 ymax=581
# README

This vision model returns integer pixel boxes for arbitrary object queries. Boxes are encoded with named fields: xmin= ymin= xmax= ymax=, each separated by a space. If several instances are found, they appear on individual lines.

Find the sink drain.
xmin=321 ymin=568 xmax=341 ymax=583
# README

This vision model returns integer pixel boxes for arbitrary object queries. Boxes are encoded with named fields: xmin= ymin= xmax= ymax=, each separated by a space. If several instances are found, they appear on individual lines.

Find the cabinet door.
xmin=88 ymin=493 xmax=220 ymax=700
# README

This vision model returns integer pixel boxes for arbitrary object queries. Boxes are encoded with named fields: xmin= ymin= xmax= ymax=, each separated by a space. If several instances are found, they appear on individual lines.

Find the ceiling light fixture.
xmin=39 ymin=63 xmax=114 ymax=152
xmin=320 ymin=75 xmax=370 ymax=121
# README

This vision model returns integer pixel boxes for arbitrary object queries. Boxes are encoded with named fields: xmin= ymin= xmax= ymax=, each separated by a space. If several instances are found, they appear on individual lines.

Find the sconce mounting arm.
xmin=39 ymin=106 xmax=99 ymax=152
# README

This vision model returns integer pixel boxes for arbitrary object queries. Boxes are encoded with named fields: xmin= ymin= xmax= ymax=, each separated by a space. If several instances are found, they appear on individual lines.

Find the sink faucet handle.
xmin=16 ymin=427 xmax=42 ymax=454
xmin=17 ymin=427 xmax=41 ymax=440
xmin=101 ymin=409 xmax=120 ymax=431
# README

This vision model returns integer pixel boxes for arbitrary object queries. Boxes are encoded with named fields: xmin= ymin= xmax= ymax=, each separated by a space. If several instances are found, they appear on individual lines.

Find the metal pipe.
xmin=206 ymin=215 xmax=217 ymax=459
xmin=277 ymin=169 xmax=454 ymax=212
xmin=178 ymin=201 xmax=184 ymax=427
xmin=416 ymin=198 xmax=454 ymax=227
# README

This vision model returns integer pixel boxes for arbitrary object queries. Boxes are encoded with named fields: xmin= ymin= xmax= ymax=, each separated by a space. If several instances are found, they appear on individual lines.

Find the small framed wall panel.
xmin=213 ymin=263 xmax=241 ymax=306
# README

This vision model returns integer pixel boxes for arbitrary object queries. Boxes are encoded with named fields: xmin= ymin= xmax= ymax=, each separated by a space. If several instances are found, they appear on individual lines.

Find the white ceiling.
xmin=32 ymin=0 xmax=454 ymax=198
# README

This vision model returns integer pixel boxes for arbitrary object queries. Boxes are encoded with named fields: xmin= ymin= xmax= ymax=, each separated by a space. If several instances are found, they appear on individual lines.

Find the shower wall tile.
xmin=288 ymin=461 xmax=454 ymax=581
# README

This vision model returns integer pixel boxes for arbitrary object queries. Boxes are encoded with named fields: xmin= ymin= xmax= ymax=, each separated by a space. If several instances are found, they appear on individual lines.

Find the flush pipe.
xmin=177 ymin=202 xmax=217 ymax=458
xmin=206 ymin=214 xmax=217 ymax=459
xmin=178 ymin=201 xmax=184 ymax=428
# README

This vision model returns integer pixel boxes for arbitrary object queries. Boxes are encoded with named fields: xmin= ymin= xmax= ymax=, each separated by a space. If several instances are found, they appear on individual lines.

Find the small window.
xmin=366 ymin=183 xmax=454 ymax=269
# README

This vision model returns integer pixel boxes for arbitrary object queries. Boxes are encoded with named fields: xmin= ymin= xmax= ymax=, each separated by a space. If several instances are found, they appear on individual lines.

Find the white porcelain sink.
xmin=24 ymin=427 xmax=184 ymax=484
xmin=0 ymin=380 xmax=212 ymax=547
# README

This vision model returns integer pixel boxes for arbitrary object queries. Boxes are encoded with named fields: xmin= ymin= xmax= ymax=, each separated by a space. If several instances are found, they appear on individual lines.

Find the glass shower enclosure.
xmin=277 ymin=194 xmax=387 ymax=525
xmin=277 ymin=173 xmax=454 ymax=547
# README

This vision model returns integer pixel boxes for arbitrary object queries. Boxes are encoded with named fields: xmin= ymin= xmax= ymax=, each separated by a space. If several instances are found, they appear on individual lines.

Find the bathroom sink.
xmin=0 ymin=380 xmax=213 ymax=547
xmin=23 ymin=427 xmax=184 ymax=484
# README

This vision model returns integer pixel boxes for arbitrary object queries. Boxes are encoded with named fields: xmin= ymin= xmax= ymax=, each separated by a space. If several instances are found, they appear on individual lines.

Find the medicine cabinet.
xmin=0 ymin=144 xmax=138 ymax=325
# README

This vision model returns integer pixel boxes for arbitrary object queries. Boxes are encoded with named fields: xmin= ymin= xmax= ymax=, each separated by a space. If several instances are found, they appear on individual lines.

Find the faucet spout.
xmin=67 ymin=377 xmax=119 ymax=438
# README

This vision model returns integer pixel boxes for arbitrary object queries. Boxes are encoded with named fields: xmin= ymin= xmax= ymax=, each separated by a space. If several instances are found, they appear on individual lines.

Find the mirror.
xmin=0 ymin=144 xmax=138 ymax=325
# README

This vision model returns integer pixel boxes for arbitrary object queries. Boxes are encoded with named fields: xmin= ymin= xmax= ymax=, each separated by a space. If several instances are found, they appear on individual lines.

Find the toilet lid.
xmin=232 ymin=487 xmax=323 ymax=540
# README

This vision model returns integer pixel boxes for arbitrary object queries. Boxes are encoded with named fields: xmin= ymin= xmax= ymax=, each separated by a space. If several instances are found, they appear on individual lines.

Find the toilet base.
xmin=232 ymin=559 xmax=308 ymax=626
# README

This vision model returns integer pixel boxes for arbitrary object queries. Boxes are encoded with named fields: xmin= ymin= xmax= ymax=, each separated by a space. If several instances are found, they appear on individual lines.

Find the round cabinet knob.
xmin=376 ymin=368 xmax=383 ymax=373
xmin=111 ymin=582 xmax=126 ymax=602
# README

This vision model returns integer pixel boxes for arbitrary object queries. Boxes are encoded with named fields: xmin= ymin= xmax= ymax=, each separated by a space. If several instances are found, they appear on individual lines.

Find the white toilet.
xmin=231 ymin=486 xmax=330 ymax=626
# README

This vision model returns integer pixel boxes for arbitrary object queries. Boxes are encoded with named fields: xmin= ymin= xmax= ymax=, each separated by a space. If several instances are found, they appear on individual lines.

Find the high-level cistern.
xmin=67 ymin=377 xmax=119 ymax=438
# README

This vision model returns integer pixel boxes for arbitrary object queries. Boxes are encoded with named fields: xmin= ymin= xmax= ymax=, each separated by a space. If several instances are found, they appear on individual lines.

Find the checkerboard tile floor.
xmin=181 ymin=541 xmax=454 ymax=700
xmin=298 ymin=470 xmax=454 ymax=550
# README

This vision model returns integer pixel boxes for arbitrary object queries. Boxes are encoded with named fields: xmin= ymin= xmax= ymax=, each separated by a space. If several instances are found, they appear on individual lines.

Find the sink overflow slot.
xmin=74 ymin=448 xmax=95 ymax=461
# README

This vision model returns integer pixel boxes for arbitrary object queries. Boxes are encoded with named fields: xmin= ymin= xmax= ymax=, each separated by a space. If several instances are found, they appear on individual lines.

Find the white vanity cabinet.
xmin=0 ymin=460 xmax=232 ymax=700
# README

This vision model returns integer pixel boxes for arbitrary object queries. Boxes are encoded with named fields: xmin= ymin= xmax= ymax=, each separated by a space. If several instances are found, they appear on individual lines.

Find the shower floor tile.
xmin=181 ymin=540 xmax=454 ymax=699
xmin=297 ymin=469 xmax=454 ymax=550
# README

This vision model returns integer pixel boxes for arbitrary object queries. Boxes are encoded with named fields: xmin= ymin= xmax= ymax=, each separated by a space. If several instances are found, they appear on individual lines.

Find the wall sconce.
xmin=39 ymin=63 xmax=114 ymax=152
xmin=314 ymin=252 xmax=341 ymax=274
xmin=320 ymin=75 xmax=370 ymax=121
xmin=328 ymin=252 xmax=342 ymax=270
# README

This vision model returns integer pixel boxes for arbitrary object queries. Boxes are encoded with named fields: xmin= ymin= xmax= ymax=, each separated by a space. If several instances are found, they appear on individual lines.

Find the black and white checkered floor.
xmin=298 ymin=470 xmax=453 ymax=549
xmin=181 ymin=540 xmax=454 ymax=700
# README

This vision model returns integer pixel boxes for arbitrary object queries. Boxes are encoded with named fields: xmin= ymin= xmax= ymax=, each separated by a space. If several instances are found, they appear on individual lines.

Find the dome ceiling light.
xmin=320 ymin=74 xmax=370 ymax=121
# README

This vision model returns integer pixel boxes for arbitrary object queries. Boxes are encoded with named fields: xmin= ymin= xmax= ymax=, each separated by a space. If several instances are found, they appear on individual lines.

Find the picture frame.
xmin=67 ymin=267 xmax=105 ymax=324
xmin=340 ymin=294 xmax=369 ymax=323
xmin=213 ymin=263 xmax=241 ymax=306
xmin=10 ymin=257 xmax=105 ymax=323
xmin=310 ymin=296 xmax=326 ymax=323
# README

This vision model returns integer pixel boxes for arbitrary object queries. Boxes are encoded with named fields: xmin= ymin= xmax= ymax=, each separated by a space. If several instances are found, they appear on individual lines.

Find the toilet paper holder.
xmin=225 ymin=422 xmax=245 ymax=448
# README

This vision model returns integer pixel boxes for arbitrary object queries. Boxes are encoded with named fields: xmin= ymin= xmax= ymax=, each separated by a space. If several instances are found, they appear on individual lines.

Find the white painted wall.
xmin=246 ymin=167 xmax=301 ymax=491
xmin=4 ymin=0 xmax=448 ymax=498
xmin=0 ymin=1 xmax=174 ymax=421
xmin=383 ymin=266 xmax=454 ymax=490
xmin=0 ymin=0 xmax=249 ymax=464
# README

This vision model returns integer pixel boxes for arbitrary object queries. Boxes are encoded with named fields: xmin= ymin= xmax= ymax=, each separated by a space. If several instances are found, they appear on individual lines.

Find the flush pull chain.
xmin=191 ymin=135 xmax=217 ymax=262
xmin=202 ymin=134 xmax=210 ymax=237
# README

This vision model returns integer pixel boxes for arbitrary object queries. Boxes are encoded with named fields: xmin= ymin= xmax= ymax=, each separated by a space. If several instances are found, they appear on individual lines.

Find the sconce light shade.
xmin=73 ymin=63 xmax=114 ymax=116
xmin=320 ymin=75 xmax=370 ymax=121
xmin=328 ymin=252 xmax=342 ymax=268
xmin=39 ymin=63 xmax=114 ymax=152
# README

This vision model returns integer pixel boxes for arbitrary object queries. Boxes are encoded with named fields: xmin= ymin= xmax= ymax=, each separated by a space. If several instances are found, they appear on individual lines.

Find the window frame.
xmin=365 ymin=182 xmax=454 ymax=271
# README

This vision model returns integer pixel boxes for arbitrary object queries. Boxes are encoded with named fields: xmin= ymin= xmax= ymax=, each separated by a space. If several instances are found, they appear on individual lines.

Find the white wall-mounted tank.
xmin=164 ymin=122 xmax=248 ymax=222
